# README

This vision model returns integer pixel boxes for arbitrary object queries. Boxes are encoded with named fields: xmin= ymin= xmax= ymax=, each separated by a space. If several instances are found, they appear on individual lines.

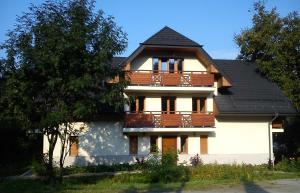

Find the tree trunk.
xmin=46 ymin=131 xmax=58 ymax=182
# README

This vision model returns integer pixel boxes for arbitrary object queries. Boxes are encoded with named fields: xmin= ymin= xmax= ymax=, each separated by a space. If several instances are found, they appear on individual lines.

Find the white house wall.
xmin=131 ymin=56 xmax=207 ymax=72
xmin=44 ymin=116 xmax=271 ymax=166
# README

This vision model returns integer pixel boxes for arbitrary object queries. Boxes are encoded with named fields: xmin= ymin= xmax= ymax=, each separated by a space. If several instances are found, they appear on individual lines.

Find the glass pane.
xmin=192 ymin=98 xmax=197 ymax=112
xmin=130 ymin=97 xmax=136 ymax=112
xmin=177 ymin=59 xmax=183 ymax=72
xmin=161 ymin=58 xmax=167 ymax=72
xmin=150 ymin=136 xmax=158 ymax=153
xmin=153 ymin=58 xmax=159 ymax=72
xmin=138 ymin=96 xmax=145 ymax=112
xmin=169 ymin=97 xmax=175 ymax=113
xmin=161 ymin=97 xmax=168 ymax=113
xmin=169 ymin=59 xmax=175 ymax=73
xmin=200 ymin=98 xmax=206 ymax=112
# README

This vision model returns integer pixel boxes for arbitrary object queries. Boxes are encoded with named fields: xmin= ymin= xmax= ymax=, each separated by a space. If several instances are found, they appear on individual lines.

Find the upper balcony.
xmin=126 ymin=70 xmax=214 ymax=86
xmin=125 ymin=70 xmax=215 ymax=93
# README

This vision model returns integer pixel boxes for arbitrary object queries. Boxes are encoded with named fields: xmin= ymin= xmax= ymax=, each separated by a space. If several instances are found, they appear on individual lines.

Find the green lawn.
xmin=1 ymin=165 xmax=300 ymax=193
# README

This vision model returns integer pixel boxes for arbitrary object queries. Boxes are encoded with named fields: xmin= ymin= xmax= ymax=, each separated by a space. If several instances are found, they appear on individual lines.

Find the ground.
xmin=158 ymin=179 xmax=300 ymax=193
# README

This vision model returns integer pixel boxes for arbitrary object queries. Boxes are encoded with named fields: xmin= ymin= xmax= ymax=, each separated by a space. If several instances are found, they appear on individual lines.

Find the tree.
xmin=235 ymin=1 xmax=300 ymax=159
xmin=235 ymin=1 xmax=300 ymax=110
xmin=0 ymin=0 xmax=127 ymax=180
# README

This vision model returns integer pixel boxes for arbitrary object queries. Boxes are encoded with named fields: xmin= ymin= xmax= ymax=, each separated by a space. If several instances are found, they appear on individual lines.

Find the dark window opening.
xmin=180 ymin=136 xmax=188 ymax=153
xmin=129 ymin=136 xmax=138 ymax=155
xmin=150 ymin=136 xmax=158 ymax=153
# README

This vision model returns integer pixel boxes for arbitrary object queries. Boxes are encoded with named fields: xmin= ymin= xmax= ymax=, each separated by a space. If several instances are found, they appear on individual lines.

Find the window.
xmin=200 ymin=135 xmax=208 ymax=154
xmin=152 ymin=58 xmax=184 ymax=73
xmin=161 ymin=58 xmax=168 ymax=72
xmin=177 ymin=59 xmax=183 ymax=73
xmin=162 ymin=96 xmax=176 ymax=114
xmin=150 ymin=136 xmax=158 ymax=153
xmin=169 ymin=59 xmax=175 ymax=73
xmin=192 ymin=97 xmax=206 ymax=113
xmin=69 ymin=136 xmax=79 ymax=156
xmin=130 ymin=96 xmax=145 ymax=113
xmin=129 ymin=136 xmax=138 ymax=155
xmin=180 ymin=136 xmax=188 ymax=154
xmin=153 ymin=58 xmax=159 ymax=72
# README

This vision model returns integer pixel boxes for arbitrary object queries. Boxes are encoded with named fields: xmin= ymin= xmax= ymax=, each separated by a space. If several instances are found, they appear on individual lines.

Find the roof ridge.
xmin=141 ymin=26 xmax=201 ymax=47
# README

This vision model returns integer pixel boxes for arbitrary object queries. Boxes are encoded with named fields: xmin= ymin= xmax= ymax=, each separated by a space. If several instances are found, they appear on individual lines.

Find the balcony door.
xmin=192 ymin=97 xmax=206 ymax=113
xmin=130 ymin=96 xmax=145 ymax=113
xmin=162 ymin=96 xmax=176 ymax=114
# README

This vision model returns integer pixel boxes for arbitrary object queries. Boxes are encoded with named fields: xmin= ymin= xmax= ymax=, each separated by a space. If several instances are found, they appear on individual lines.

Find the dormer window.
xmin=152 ymin=58 xmax=184 ymax=73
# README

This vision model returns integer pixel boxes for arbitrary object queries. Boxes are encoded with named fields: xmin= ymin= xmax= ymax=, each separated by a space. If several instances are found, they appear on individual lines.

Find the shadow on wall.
xmin=69 ymin=121 xmax=148 ymax=166
xmin=243 ymin=182 xmax=271 ymax=193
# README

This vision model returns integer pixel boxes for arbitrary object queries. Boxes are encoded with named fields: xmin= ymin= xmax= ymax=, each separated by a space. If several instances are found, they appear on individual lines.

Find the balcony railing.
xmin=126 ymin=71 xmax=214 ymax=87
xmin=124 ymin=111 xmax=215 ymax=128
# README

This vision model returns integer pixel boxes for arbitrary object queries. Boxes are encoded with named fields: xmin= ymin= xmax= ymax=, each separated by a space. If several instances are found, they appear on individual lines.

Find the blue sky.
xmin=1 ymin=0 xmax=299 ymax=59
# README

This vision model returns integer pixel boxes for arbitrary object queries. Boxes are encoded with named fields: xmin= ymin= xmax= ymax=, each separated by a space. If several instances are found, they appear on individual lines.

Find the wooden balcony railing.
xmin=124 ymin=111 xmax=215 ymax=128
xmin=126 ymin=71 xmax=214 ymax=87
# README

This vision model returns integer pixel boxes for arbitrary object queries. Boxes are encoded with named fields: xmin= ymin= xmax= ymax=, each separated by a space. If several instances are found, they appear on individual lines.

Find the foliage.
xmin=189 ymin=154 xmax=203 ymax=166
xmin=1 ymin=163 xmax=300 ymax=193
xmin=29 ymin=160 xmax=48 ymax=176
xmin=143 ymin=151 xmax=190 ymax=183
xmin=0 ymin=0 xmax=127 ymax=180
xmin=235 ymin=1 xmax=300 ymax=110
xmin=62 ymin=163 xmax=141 ymax=175
xmin=274 ymin=158 xmax=300 ymax=172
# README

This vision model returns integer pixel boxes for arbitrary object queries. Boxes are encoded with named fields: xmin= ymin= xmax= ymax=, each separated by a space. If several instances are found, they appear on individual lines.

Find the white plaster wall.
xmin=145 ymin=96 xmax=161 ymax=112
xmin=206 ymin=93 xmax=214 ymax=112
xmin=176 ymin=97 xmax=192 ymax=112
xmin=131 ymin=56 xmax=152 ymax=71
xmin=183 ymin=57 xmax=207 ymax=72
xmin=188 ymin=136 xmax=200 ymax=154
xmin=138 ymin=136 xmax=150 ymax=155
xmin=209 ymin=117 xmax=270 ymax=154
xmin=131 ymin=56 xmax=207 ymax=72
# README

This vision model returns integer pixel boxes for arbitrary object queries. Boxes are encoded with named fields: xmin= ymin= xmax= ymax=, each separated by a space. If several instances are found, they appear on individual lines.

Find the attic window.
xmin=152 ymin=58 xmax=184 ymax=73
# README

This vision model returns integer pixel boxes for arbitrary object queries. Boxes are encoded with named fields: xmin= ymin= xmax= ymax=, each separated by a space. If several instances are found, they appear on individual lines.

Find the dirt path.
xmin=154 ymin=179 xmax=300 ymax=193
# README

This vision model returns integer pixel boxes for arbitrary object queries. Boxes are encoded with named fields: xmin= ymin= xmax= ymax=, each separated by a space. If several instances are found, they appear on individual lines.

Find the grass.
xmin=1 ymin=164 xmax=300 ymax=193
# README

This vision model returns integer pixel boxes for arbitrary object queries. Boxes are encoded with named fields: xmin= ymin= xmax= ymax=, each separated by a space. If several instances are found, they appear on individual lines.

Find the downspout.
xmin=268 ymin=112 xmax=278 ymax=169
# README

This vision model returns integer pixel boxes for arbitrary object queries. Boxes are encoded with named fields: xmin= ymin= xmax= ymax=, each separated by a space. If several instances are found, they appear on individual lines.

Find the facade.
xmin=43 ymin=27 xmax=297 ymax=166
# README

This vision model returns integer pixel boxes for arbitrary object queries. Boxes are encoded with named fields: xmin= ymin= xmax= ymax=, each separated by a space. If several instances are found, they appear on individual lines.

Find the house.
xmin=43 ymin=26 xmax=297 ymax=166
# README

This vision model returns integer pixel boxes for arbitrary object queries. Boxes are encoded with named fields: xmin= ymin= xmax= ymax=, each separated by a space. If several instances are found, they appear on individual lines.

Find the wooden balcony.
xmin=124 ymin=111 xmax=215 ymax=128
xmin=126 ymin=71 xmax=214 ymax=87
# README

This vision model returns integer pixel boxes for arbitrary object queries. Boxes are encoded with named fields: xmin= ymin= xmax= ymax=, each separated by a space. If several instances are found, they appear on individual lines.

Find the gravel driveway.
xmin=151 ymin=179 xmax=300 ymax=193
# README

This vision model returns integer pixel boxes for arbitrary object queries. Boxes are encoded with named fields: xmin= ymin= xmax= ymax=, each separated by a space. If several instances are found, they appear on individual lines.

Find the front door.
xmin=162 ymin=136 xmax=177 ymax=153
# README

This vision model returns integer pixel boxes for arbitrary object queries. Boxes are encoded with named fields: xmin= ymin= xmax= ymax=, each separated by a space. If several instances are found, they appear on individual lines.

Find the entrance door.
xmin=162 ymin=136 xmax=177 ymax=153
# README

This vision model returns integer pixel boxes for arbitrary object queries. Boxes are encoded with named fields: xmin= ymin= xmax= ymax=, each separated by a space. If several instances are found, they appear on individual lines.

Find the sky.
xmin=0 ymin=0 xmax=299 ymax=59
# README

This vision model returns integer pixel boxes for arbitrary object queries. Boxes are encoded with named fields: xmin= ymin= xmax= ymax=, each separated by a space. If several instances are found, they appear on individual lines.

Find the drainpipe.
xmin=268 ymin=113 xmax=278 ymax=169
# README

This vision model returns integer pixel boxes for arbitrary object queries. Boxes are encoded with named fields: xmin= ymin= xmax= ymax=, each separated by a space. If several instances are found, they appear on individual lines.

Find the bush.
xmin=143 ymin=150 xmax=190 ymax=183
xmin=29 ymin=160 xmax=47 ymax=176
xmin=190 ymin=154 xmax=203 ymax=166
xmin=63 ymin=163 xmax=140 ymax=175
xmin=275 ymin=158 xmax=300 ymax=172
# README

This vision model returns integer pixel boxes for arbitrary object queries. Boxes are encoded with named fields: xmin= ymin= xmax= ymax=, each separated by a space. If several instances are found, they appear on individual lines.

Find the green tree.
xmin=235 ymin=1 xmax=300 ymax=159
xmin=0 ymin=0 xmax=127 ymax=180
xmin=235 ymin=1 xmax=300 ymax=110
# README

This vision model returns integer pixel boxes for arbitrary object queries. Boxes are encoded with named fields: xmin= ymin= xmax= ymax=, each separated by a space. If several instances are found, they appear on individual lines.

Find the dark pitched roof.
xmin=110 ymin=57 xmax=126 ymax=67
xmin=213 ymin=59 xmax=297 ymax=115
xmin=142 ymin=26 xmax=201 ymax=47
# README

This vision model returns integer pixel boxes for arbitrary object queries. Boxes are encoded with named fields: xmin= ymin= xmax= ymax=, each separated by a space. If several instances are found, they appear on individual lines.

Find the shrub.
xmin=29 ymin=160 xmax=47 ymax=176
xmin=143 ymin=150 xmax=190 ymax=183
xmin=190 ymin=154 xmax=203 ymax=166
xmin=275 ymin=158 xmax=300 ymax=172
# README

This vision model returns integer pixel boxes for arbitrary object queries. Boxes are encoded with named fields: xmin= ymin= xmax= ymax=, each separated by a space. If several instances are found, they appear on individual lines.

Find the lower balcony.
xmin=124 ymin=111 xmax=215 ymax=128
